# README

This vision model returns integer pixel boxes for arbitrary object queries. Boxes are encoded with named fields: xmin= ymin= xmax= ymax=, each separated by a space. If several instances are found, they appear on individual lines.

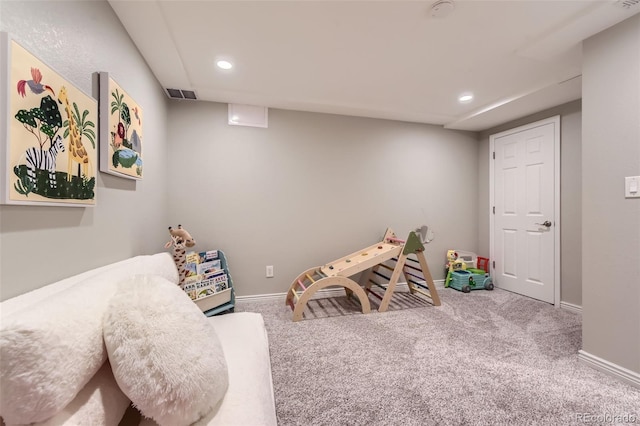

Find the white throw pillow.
xmin=0 ymin=274 xmax=125 ymax=424
xmin=31 ymin=361 xmax=130 ymax=426
xmin=103 ymin=275 xmax=228 ymax=426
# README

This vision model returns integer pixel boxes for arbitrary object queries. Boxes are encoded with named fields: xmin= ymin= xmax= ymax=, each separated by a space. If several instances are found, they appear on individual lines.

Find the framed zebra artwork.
xmin=0 ymin=32 xmax=98 ymax=207
xmin=99 ymin=73 xmax=143 ymax=180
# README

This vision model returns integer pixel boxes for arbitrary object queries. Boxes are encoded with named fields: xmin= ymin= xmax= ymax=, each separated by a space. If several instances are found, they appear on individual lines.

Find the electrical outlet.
xmin=266 ymin=265 xmax=274 ymax=278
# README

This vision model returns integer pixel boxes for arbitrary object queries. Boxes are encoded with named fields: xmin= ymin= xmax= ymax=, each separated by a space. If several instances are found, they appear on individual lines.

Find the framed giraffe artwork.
xmin=0 ymin=32 xmax=97 ymax=207
xmin=99 ymin=72 xmax=143 ymax=180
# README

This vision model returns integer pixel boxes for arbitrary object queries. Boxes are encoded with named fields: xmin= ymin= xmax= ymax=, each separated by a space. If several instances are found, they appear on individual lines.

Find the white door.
xmin=490 ymin=116 xmax=559 ymax=304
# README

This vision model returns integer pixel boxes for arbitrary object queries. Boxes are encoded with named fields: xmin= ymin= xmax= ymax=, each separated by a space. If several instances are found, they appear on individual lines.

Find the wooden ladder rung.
xmin=373 ymin=271 xmax=391 ymax=281
xmin=287 ymin=290 xmax=296 ymax=311
xmin=408 ymin=278 xmax=427 ymax=289
xmin=297 ymin=279 xmax=307 ymax=291
xmin=379 ymin=263 xmax=395 ymax=272
xmin=366 ymin=288 xmax=384 ymax=301
xmin=403 ymin=263 xmax=422 ymax=273
xmin=405 ymin=270 xmax=424 ymax=280
xmin=369 ymin=279 xmax=386 ymax=290
xmin=412 ymin=286 xmax=433 ymax=300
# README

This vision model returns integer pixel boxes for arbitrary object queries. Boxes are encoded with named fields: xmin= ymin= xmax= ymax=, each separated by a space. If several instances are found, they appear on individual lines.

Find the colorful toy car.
xmin=448 ymin=269 xmax=494 ymax=293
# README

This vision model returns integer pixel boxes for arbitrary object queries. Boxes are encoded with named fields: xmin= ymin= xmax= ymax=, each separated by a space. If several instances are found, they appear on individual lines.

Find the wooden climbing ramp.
xmin=285 ymin=228 xmax=441 ymax=321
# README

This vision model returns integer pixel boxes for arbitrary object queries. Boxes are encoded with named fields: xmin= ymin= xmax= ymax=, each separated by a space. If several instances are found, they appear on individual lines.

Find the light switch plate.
xmin=625 ymin=176 xmax=640 ymax=198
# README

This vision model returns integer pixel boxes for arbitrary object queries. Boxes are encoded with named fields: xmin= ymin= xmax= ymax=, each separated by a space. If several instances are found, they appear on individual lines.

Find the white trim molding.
xmin=578 ymin=350 xmax=640 ymax=389
xmin=235 ymin=292 xmax=287 ymax=302
xmin=560 ymin=301 xmax=582 ymax=314
xmin=236 ymin=280 xmax=446 ymax=302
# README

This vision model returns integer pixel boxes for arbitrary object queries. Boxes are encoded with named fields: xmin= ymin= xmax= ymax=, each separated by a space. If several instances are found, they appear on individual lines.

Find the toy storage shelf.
xmin=194 ymin=250 xmax=236 ymax=317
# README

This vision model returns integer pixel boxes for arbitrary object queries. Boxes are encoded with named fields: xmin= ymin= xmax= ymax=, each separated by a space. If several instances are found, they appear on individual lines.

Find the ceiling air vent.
xmin=165 ymin=88 xmax=198 ymax=100
xmin=181 ymin=90 xmax=197 ymax=100
xmin=614 ymin=0 xmax=639 ymax=9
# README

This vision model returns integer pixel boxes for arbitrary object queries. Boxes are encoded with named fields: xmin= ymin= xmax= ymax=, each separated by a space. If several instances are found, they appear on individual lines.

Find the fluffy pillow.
xmin=139 ymin=253 xmax=179 ymax=285
xmin=103 ymin=275 xmax=229 ymax=426
xmin=0 ymin=253 xmax=177 ymax=424
xmin=0 ymin=273 xmax=124 ymax=424
xmin=32 ymin=361 xmax=130 ymax=426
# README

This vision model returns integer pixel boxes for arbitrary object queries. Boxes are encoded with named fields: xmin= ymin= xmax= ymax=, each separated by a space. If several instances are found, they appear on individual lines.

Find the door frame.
xmin=489 ymin=116 xmax=561 ymax=307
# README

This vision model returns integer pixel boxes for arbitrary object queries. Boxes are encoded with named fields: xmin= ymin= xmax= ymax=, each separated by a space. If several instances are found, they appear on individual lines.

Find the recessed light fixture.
xmin=216 ymin=60 xmax=233 ymax=70
xmin=430 ymin=0 xmax=455 ymax=18
xmin=458 ymin=93 xmax=474 ymax=103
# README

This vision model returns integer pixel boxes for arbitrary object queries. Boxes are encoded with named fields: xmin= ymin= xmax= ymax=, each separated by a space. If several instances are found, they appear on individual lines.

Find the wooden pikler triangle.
xmin=285 ymin=228 xmax=441 ymax=322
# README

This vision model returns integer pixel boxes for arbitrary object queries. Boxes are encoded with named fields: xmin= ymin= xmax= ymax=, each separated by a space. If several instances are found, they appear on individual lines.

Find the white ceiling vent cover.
xmin=228 ymin=104 xmax=269 ymax=128
xmin=165 ymin=88 xmax=198 ymax=100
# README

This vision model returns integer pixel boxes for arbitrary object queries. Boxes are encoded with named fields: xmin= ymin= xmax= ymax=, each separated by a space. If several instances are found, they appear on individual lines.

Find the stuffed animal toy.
xmin=165 ymin=225 xmax=196 ymax=287
xmin=445 ymin=250 xmax=467 ymax=288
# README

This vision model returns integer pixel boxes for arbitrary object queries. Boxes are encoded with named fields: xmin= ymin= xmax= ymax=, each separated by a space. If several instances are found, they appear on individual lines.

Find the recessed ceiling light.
xmin=458 ymin=93 xmax=474 ymax=103
xmin=216 ymin=60 xmax=233 ymax=70
xmin=430 ymin=0 xmax=455 ymax=18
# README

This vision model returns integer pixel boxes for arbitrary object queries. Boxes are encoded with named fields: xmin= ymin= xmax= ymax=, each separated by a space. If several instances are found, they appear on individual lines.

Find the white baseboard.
xmin=236 ymin=279 xmax=446 ymax=302
xmin=560 ymin=301 xmax=582 ymax=314
xmin=578 ymin=350 xmax=640 ymax=389
xmin=235 ymin=291 xmax=287 ymax=302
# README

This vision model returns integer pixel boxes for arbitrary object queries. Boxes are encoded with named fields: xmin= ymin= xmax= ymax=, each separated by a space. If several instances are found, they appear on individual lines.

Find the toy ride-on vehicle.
xmin=448 ymin=269 xmax=494 ymax=293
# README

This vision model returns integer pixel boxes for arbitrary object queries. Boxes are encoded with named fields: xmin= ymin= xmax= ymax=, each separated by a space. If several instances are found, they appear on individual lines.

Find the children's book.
xmin=183 ymin=282 xmax=197 ymax=300
xmin=197 ymin=259 xmax=222 ymax=275
xmin=184 ymin=251 xmax=200 ymax=277
xmin=195 ymin=278 xmax=216 ymax=299
xmin=184 ymin=262 xmax=198 ymax=277
xmin=209 ymin=270 xmax=228 ymax=292
xmin=215 ymin=280 xmax=228 ymax=293
xmin=182 ymin=274 xmax=202 ymax=286
xmin=198 ymin=250 xmax=219 ymax=263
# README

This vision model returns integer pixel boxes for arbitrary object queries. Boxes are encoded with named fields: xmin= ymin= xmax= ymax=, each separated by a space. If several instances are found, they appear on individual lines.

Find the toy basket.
xmin=449 ymin=269 xmax=494 ymax=293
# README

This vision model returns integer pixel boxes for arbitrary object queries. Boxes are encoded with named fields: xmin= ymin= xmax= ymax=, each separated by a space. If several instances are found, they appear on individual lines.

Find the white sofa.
xmin=0 ymin=253 xmax=277 ymax=426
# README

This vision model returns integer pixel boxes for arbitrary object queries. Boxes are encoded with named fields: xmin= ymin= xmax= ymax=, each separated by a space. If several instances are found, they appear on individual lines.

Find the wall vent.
xmin=614 ymin=0 xmax=639 ymax=9
xmin=165 ymin=88 xmax=198 ymax=100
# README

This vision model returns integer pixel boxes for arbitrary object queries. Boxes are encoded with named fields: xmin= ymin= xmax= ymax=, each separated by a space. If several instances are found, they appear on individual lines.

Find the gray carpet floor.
xmin=236 ymin=287 xmax=640 ymax=426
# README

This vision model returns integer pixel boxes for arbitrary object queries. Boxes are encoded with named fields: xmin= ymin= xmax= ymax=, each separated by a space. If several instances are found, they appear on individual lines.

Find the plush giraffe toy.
xmin=164 ymin=224 xmax=196 ymax=287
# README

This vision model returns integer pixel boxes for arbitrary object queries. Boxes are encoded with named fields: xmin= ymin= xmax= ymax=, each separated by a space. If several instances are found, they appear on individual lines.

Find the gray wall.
xmin=167 ymin=102 xmax=479 ymax=296
xmin=581 ymin=14 xmax=640 ymax=374
xmin=477 ymin=100 xmax=583 ymax=307
xmin=0 ymin=1 xmax=170 ymax=300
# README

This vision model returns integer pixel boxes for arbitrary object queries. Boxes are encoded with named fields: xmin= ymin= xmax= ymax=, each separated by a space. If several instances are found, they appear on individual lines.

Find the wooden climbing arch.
xmin=285 ymin=228 xmax=441 ymax=321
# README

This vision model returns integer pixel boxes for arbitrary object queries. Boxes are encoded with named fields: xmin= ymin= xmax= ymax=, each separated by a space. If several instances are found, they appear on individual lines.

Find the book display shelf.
xmin=182 ymin=250 xmax=236 ymax=316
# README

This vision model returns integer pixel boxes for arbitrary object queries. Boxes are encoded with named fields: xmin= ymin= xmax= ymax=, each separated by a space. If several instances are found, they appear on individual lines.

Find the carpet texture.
xmin=236 ymin=287 xmax=640 ymax=425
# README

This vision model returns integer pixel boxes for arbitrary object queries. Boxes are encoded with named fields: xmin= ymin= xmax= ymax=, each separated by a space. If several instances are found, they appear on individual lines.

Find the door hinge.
xmin=492 ymin=206 xmax=495 ymax=214
xmin=492 ymin=261 xmax=495 ymax=269
xmin=493 ymin=152 xmax=495 ymax=159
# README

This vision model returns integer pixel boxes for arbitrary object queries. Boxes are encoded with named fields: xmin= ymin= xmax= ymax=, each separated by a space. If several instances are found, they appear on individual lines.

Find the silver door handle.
xmin=534 ymin=220 xmax=552 ymax=228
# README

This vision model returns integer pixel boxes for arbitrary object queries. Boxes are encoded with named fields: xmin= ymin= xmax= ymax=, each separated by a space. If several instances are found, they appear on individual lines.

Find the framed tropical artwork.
xmin=99 ymin=72 xmax=143 ymax=180
xmin=0 ymin=32 xmax=97 ymax=207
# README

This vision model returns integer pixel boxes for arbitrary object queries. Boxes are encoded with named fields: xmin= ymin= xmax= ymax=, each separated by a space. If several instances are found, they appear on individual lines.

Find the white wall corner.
xmin=578 ymin=350 xmax=640 ymax=389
